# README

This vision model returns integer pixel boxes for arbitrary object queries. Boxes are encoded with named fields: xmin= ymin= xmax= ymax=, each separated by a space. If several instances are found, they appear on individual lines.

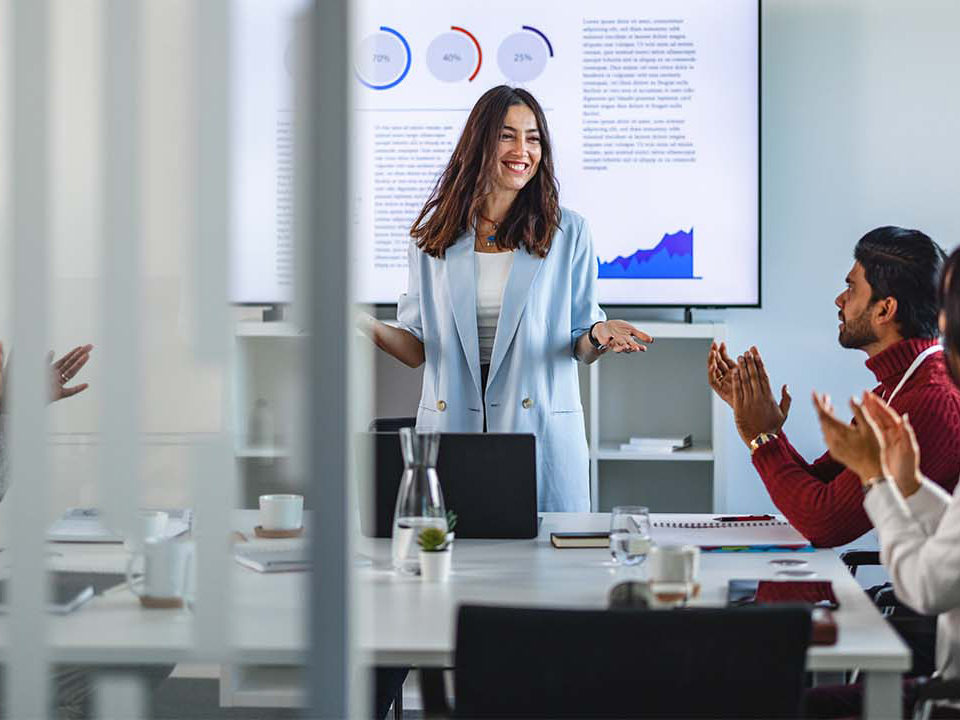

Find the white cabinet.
xmin=586 ymin=322 xmax=727 ymax=512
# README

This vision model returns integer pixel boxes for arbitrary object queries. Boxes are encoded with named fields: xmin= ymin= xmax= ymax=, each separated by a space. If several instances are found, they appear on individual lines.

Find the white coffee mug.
xmin=259 ymin=494 xmax=303 ymax=531
xmin=123 ymin=510 xmax=169 ymax=552
xmin=649 ymin=544 xmax=700 ymax=584
xmin=126 ymin=538 xmax=194 ymax=601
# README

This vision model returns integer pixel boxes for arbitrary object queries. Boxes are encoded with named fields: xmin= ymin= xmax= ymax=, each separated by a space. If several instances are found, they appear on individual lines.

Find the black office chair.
xmin=420 ymin=604 xmax=812 ymax=719
xmin=368 ymin=417 xmax=417 ymax=432
xmin=911 ymin=676 xmax=960 ymax=720
xmin=841 ymin=549 xmax=937 ymax=678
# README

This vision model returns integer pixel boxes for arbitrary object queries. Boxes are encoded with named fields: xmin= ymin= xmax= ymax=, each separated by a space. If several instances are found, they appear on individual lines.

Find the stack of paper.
xmin=618 ymin=435 xmax=692 ymax=453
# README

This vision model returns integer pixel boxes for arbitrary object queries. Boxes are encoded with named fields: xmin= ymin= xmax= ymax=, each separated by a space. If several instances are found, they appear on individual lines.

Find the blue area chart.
xmin=597 ymin=229 xmax=699 ymax=279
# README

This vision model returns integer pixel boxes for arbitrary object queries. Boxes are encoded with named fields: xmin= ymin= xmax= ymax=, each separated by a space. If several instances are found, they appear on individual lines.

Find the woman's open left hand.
xmin=592 ymin=320 xmax=653 ymax=354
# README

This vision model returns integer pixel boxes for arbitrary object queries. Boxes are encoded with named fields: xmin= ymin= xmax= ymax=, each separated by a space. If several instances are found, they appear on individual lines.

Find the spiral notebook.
xmin=645 ymin=513 xmax=812 ymax=551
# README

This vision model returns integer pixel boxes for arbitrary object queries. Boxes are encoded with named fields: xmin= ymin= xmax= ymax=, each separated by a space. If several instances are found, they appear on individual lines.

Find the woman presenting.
xmin=362 ymin=85 xmax=651 ymax=512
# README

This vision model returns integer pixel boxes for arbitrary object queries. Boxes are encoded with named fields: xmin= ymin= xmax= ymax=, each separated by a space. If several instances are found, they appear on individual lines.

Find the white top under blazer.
xmin=396 ymin=208 xmax=605 ymax=512
xmin=475 ymin=250 xmax=515 ymax=365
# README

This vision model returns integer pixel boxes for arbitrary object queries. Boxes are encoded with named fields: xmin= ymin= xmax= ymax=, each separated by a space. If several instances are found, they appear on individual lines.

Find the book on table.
xmin=550 ymin=532 xmax=609 ymax=549
xmin=234 ymin=547 xmax=310 ymax=572
xmin=646 ymin=513 xmax=812 ymax=552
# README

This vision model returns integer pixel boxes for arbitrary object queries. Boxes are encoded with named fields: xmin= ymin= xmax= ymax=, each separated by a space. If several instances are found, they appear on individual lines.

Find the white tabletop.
xmin=0 ymin=511 xmax=909 ymax=674
xmin=356 ymin=513 xmax=911 ymax=671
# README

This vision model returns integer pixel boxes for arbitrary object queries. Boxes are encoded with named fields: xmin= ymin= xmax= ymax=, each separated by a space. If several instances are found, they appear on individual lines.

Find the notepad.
xmin=646 ymin=513 xmax=811 ymax=551
xmin=47 ymin=508 xmax=192 ymax=543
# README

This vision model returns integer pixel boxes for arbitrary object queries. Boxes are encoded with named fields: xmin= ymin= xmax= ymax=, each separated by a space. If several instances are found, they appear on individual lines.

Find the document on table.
xmin=47 ymin=508 xmax=192 ymax=543
xmin=646 ymin=513 xmax=812 ymax=551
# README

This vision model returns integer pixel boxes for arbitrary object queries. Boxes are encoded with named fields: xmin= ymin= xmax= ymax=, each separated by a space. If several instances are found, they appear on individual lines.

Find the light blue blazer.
xmin=396 ymin=208 xmax=605 ymax=512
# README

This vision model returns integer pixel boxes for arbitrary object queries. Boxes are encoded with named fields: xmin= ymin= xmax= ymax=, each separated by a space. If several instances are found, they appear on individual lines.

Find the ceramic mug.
xmin=122 ymin=510 xmax=169 ymax=552
xmin=126 ymin=538 xmax=194 ymax=601
xmin=648 ymin=544 xmax=700 ymax=603
xmin=259 ymin=494 xmax=303 ymax=531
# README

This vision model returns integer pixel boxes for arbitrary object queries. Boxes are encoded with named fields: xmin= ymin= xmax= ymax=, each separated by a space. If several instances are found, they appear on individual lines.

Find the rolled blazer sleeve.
xmin=865 ymin=477 xmax=960 ymax=615
xmin=569 ymin=217 xmax=606 ymax=356
xmin=396 ymin=241 xmax=424 ymax=342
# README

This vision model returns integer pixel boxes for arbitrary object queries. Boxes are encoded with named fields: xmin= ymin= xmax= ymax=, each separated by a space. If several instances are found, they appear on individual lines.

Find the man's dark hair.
xmin=854 ymin=226 xmax=946 ymax=339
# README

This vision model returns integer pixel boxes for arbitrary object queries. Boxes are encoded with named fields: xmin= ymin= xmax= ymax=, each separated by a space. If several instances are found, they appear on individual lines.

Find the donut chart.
xmin=497 ymin=25 xmax=553 ymax=83
xmin=426 ymin=26 xmax=482 ymax=83
xmin=355 ymin=26 xmax=411 ymax=90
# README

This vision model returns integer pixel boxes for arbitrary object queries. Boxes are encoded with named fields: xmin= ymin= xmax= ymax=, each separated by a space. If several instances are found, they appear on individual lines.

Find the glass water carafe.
xmin=391 ymin=428 xmax=447 ymax=574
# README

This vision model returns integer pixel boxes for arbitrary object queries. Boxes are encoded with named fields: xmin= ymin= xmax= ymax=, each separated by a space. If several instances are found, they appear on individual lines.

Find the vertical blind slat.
xmin=8 ymin=0 xmax=51 ymax=717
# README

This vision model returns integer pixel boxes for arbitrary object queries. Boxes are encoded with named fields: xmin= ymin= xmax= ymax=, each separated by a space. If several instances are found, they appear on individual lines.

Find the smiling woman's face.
xmin=491 ymin=103 xmax=541 ymax=194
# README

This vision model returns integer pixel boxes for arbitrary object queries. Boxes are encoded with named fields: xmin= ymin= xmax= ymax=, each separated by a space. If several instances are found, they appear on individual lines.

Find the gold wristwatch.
xmin=749 ymin=432 xmax=779 ymax=454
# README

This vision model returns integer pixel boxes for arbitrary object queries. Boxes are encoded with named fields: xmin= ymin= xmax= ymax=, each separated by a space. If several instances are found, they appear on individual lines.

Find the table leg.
xmin=863 ymin=671 xmax=901 ymax=720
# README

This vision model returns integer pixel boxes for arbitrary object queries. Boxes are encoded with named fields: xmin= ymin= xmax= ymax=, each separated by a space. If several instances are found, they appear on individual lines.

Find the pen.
xmin=713 ymin=514 xmax=774 ymax=522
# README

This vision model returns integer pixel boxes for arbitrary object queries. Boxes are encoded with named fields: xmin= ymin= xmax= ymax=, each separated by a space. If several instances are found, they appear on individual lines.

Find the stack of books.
xmin=618 ymin=435 xmax=692 ymax=453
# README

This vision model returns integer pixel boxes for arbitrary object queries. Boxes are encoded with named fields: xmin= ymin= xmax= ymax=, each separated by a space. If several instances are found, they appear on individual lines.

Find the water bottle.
xmin=391 ymin=428 xmax=447 ymax=574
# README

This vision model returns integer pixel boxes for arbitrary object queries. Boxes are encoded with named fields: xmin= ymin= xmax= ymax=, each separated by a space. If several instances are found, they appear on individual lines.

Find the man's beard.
xmin=838 ymin=307 xmax=879 ymax=349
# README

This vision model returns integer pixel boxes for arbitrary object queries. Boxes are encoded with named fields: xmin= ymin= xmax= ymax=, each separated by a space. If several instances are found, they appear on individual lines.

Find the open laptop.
xmin=360 ymin=432 xmax=538 ymax=539
xmin=0 ymin=571 xmax=126 ymax=615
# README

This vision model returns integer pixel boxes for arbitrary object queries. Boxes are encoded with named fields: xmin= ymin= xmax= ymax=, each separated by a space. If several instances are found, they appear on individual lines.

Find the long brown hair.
xmin=410 ymin=85 xmax=560 ymax=258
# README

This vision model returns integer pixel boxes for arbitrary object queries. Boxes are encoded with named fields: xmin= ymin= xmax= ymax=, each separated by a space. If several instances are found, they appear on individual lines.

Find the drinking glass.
xmin=609 ymin=505 xmax=652 ymax=566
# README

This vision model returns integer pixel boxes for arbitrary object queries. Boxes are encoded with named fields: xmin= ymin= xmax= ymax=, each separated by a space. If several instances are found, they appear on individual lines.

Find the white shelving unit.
xmin=587 ymin=321 xmax=726 ymax=512
xmin=232 ymin=317 xmax=728 ymax=513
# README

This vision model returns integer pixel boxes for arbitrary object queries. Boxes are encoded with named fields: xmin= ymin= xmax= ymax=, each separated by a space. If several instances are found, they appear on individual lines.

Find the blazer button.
xmin=522 ymin=397 xmax=533 ymax=409
xmin=437 ymin=400 xmax=447 ymax=412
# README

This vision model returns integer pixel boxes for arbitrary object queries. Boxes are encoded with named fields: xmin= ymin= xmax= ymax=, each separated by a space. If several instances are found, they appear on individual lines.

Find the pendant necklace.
xmin=481 ymin=215 xmax=499 ymax=247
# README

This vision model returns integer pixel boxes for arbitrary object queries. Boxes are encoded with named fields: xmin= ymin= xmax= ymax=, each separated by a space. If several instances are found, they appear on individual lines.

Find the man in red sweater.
xmin=708 ymin=226 xmax=960 ymax=548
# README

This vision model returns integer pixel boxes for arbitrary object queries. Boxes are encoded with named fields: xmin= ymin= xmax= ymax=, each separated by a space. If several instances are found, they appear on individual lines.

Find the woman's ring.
xmin=60 ymin=371 xmax=68 ymax=384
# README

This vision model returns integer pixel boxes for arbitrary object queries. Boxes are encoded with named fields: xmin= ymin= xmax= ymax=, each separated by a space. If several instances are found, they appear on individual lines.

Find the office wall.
xmin=714 ymin=0 xmax=960 ymax=513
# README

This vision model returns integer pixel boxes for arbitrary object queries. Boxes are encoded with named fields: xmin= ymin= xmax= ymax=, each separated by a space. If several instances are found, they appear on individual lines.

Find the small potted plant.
xmin=418 ymin=526 xmax=452 ymax=582
xmin=445 ymin=510 xmax=458 ymax=548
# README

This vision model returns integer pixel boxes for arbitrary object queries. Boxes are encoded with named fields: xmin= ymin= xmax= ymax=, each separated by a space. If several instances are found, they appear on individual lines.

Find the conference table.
xmin=0 ymin=511 xmax=910 ymax=719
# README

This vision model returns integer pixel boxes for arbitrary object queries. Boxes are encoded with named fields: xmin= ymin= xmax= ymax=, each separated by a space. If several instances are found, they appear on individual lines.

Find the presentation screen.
xmin=230 ymin=0 xmax=760 ymax=307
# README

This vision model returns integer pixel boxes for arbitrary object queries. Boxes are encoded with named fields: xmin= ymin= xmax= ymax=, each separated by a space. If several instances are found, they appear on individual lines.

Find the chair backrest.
xmin=453 ymin=604 xmax=811 ymax=719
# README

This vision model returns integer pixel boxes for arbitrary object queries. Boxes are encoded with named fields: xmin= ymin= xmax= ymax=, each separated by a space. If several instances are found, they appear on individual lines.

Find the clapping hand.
xmin=859 ymin=392 xmax=922 ymax=497
xmin=812 ymin=391 xmax=884 ymax=484
xmin=591 ymin=320 xmax=652 ymax=354
xmin=729 ymin=347 xmax=792 ymax=444
xmin=707 ymin=341 xmax=737 ymax=406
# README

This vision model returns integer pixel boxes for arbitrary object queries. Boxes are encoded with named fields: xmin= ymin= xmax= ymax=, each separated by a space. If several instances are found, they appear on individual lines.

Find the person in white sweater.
xmin=811 ymin=246 xmax=960 ymax=718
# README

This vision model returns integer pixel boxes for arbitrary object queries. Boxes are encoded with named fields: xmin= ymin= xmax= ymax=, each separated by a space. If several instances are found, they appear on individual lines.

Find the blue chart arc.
xmin=356 ymin=26 xmax=412 ymax=90
xmin=597 ymin=229 xmax=701 ymax=280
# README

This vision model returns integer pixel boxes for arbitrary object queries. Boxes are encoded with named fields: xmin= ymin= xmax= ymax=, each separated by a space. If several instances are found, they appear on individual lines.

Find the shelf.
xmin=235 ymin=445 xmax=291 ymax=459
xmin=610 ymin=321 xmax=722 ymax=340
xmin=594 ymin=443 xmax=714 ymax=462
xmin=235 ymin=321 xmax=304 ymax=337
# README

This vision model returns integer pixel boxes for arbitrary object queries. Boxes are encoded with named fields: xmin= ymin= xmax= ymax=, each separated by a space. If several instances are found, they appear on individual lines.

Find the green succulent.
xmin=445 ymin=509 xmax=458 ymax=533
xmin=418 ymin=526 xmax=449 ymax=552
